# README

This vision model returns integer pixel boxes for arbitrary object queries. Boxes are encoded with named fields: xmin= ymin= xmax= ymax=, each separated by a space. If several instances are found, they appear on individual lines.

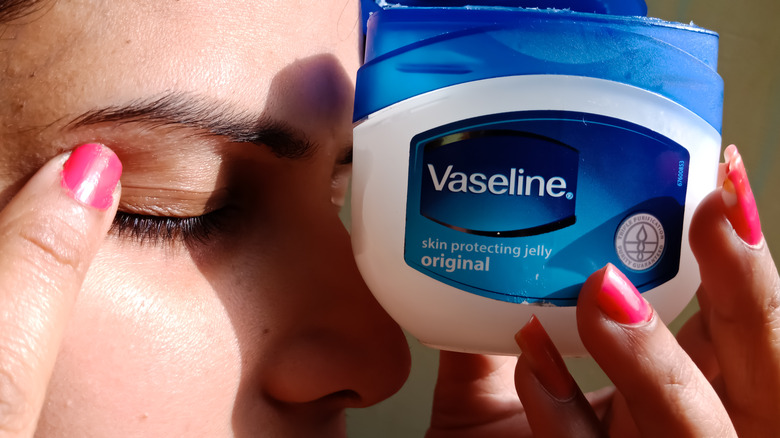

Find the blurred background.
xmin=346 ymin=0 xmax=780 ymax=435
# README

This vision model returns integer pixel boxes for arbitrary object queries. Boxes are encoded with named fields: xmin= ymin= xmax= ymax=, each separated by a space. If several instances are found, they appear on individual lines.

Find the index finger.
xmin=0 ymin=143 xmax=121 ymax=435
xmin=577 ymin=264 xmax=736 ymax=437
xmin=689 ymin=144 xmax=780 ymax=435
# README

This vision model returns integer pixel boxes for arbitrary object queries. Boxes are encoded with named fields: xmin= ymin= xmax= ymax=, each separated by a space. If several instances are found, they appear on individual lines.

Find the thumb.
xmin=0 ymin=143 xmax=121 ymax=436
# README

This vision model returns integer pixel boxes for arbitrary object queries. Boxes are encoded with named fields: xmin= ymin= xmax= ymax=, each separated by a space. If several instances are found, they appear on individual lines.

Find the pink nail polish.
xmin=515 ymin=315 xmax=576 ymax=400
xmin=721 ymin=145 xmax=762 ymax=246
xmin=596 ymin=264 xmax=652 ymax=325
xmin=61 ymin=143 xmax=122 ymax=209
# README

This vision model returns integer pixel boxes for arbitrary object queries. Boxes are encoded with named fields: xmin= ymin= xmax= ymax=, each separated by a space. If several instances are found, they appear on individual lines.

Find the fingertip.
xmin=691 ymin=143 xmax=766 ymax=276
xmin=579 ymin=264 xmax=610 ymax=301
xmin=515 ymin=315 xmax=577 ymax=401
xmin=61 ymin=143 xmax=123 ymax=210
xmin=723 ymin=144 xmax=738 ymax=162
xmin=576 ymin=264 xmax=657 ymax=381
xmin=514 ymin=316 xmax=604 ymax=437
xmin=578 ymin=264 xmax=652 ymax=326
xmin=720 ymin=145 xmax=762 ymax=246
xmin=689 ymin=179 xmax=770 ymax=309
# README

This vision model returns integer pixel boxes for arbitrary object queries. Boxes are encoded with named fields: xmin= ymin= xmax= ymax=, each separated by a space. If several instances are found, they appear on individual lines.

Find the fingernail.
xmin=596 ymin=264 xmax=652 ymax=325
xmin=721 ymin=145 xmax=763 ymax=246
xmin=61 ymin=143 xmax=122 ymax=209
xmin=515 ymin=315 xmax=577 ymax=400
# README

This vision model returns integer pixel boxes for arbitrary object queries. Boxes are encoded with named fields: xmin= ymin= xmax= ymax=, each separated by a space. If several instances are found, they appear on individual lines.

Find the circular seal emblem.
xmin=615 ymin=213 xmax=666 ymax=271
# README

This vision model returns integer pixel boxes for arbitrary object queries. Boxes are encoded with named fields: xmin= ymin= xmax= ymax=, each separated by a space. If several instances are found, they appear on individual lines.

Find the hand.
xmin=427 ymin=145 xmax=777 ymax=437
xmin=0 ymin=143 xmax=121 ymax=436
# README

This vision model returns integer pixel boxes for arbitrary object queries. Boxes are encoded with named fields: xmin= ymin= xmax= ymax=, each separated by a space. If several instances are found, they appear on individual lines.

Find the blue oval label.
xmin=404 ymin=110 xmax=689 ymax=305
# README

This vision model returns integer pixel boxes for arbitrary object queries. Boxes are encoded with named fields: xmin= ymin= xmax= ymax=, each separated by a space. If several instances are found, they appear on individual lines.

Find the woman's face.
xmin=0 ymin=1 xmax=411 ymax=436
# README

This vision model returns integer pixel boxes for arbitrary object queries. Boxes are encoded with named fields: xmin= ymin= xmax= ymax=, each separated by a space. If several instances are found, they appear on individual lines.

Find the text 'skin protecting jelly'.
xmin=351 ymin=0 xmax=724 ymax=356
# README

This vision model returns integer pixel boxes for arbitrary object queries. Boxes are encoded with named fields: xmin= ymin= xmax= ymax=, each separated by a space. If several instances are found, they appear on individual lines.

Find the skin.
xmin=2 ymin=1 xmax=780 ymax=437
xmin=1 ymin=1 xmax=411 ymax=436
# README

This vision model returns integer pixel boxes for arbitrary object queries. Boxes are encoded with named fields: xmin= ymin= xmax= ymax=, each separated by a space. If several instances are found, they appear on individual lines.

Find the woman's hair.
xmin=0 ymin=0 xmax=46 ymax=23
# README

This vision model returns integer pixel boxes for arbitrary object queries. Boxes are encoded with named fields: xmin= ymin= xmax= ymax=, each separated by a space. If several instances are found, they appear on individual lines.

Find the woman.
xmin=0 ymin=0 xmax=777 ymax=436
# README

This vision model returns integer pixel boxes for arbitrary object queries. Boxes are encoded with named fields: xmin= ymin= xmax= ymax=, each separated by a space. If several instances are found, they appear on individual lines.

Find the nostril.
xmin=262 ymin=329 xmax=410 ymax=409
xmin=319 ymin=390 xmax=362 ymax=408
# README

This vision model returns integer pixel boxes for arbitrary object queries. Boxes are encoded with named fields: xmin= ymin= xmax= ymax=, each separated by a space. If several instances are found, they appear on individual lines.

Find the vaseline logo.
xmin=427 ymin=165 xmax=573 ymax=198
xmin=416 ymin=130 xmax=579 ymax=237
xmin=615 ymin=213 xmax=666 ymax=271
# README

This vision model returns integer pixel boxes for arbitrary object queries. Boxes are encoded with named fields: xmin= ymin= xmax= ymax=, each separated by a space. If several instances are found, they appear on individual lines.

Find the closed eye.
xmin=111 ymin=210 xmax=227 ymax=246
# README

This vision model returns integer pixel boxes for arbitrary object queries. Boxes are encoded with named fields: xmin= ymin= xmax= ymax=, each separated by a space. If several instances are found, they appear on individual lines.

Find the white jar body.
xmin=352 ymin=75 xmax=721 ymax=356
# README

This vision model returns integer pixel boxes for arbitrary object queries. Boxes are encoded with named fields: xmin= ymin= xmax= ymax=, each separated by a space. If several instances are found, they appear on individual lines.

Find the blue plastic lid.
xmin=359 ymin=0 xmax=648 ymax=38
xmin=354 ymin=2 xmax=723 ymax=132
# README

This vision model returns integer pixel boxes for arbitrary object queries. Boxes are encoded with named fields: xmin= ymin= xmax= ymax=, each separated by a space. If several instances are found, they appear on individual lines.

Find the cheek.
xmin=40 ymin=246 xmax=242 ymax=435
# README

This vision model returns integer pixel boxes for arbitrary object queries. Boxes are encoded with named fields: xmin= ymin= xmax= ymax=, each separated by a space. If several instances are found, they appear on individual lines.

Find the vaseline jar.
xmin=351 ymin=0 xmax=723 ymax=356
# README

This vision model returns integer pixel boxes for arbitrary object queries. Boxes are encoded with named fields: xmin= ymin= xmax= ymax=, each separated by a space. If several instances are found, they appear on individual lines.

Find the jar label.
xmin=404 ymin=110 xmax=690 ymax=305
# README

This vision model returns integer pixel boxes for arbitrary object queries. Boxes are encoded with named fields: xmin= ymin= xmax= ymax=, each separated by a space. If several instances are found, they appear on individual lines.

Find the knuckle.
xmin=662 ymin=362 xmax=696 ymax=397
xmin=764 ymin=271 xmax=780 ymax=323
xmin=6 ymin=208 xmax=91 ymax=282
xmin=764 ymin=291 xmax=780 ymax=328
xmin=660 ymin=362 xmax=707 ymax=414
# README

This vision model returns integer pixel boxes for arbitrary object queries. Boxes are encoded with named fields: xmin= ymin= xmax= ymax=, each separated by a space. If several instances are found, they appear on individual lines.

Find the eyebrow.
xmin=67 ymin=92 xmax=316 ymax=160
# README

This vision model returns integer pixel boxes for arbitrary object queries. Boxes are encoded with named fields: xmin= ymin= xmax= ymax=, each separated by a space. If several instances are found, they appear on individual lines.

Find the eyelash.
xmin=110 ymin=210 xmax=225 ymax=246
xmin=339 ymin=148 xmax=353 ymax=166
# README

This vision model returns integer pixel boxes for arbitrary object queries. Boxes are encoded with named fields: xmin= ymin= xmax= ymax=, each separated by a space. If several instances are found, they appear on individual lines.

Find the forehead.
xmin=3 ymin=0 xmax=358 ymax=105
xmin=0 ymin=0 xmax=359 ymax=177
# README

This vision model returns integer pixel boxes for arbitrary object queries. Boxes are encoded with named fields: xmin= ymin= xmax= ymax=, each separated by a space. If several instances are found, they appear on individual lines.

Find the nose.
xmin=260 ymin=207 xmax=411 ymax=409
